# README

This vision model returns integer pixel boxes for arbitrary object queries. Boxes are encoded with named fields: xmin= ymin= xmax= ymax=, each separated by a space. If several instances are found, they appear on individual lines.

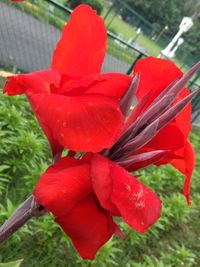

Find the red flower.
xmin=4 ymin=5 xmax=131 ymax=156
xmin=34 ymin=154 xmax=161 ymax=259
xmin=3 ymin=2 xmax=200 ymax=260
xmin=130 ymin=57 xmax=197 ymax=204
xmin=33 ymin=57 xmax=200 ymax=259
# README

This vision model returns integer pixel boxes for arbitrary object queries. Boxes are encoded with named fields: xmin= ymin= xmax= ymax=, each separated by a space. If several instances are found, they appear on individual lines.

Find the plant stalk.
xmin=0 ymin=195 xmax=47 ymax=244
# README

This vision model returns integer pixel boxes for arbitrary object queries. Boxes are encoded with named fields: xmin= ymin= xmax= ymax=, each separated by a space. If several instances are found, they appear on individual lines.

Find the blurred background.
xmin=0 ymin=0 xmax=200 ymax=123
xmin=0 ymin=1 xmax=200 ymax=266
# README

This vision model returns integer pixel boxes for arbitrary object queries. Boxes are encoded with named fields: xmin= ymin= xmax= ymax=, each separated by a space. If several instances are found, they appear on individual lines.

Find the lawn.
xmin=104 ymin=11 xmax=162 ymax=56
xmin=102 ymin=6 xmax=198 ymax=74
xmin=0 ymin=75 xmax=200 ymax=267
xmin=3 ymin=0 xmax=199 ymax=76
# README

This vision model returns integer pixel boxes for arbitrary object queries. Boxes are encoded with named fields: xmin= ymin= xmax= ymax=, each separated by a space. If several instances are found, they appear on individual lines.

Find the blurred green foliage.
xmin=114 ymin=0 xmax=200 ymax=59
xmin=0 ymin=259 xmax=23 ymax=267
xmin=0 ymin=78 xmax=200 ymax=266
xmin=65 ymin=0 xmax=103 ymax=15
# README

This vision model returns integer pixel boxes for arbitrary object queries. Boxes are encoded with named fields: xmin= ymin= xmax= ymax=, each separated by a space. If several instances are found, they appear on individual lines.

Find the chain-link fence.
xmin=105 ymin=0 xmax=199 ymax=68
xmin=0 ymin=0 xmax=146 ymax=73
xmin=0 ymin=0 xmax=67 ymax=71
xmin=0 ymin=0 xmax=199 ymax=123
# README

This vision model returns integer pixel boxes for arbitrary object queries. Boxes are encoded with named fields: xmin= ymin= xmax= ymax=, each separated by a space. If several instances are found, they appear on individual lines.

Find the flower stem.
xmin=0 ymin=195 xmax=47 ymax=244
xmin=0 ymin=153 xmax=61 ymax=244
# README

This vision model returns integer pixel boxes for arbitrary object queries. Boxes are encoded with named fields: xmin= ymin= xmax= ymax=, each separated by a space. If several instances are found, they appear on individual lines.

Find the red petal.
xmin=110 ymin=161 xmax=162 ymax=233
xmin=34 ymin=157 xmax=92 ymax=217
xmin=28 ymin=93 xmax=124 ymax=152
xmin=26 ymin=94 xmax=63 ymax=157
xmin=57 ymin=73 xmax=131 ymax=99
xmin=170 ymin=139 xmax=195 ymax=205
xmin=55 ymin=73 xmax=103 ymax=95
xmin=173 ymin=88 xmax=192 ymax=138
xmin=91 ymin=154 xmax=120 ymax=215
xmin=146 ymin=124 xmax=185 ymax=151
xmin=4 ymin=69 xmax=62 ymax=156
xmin=55 ymin=195 xmax=117 ymax=260
xmin=3 ymin=69 xmax=60 ymax=96
xmin=51 ymin=5 xmax=106 ymax=75
xmin=133 ymin=57 xmax=191 ymax=138
xmin=84 ymin=73 xmax=131 ymax=98
xmin=133 ymin=57 xmax=183 ymax=103
xmin=141 ymin=122 xmax=195 ymax=205
xmin=91 ymin=154 xmax=161 ymax=233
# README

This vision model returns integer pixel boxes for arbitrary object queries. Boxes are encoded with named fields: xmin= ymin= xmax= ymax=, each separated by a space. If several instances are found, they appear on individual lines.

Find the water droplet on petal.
xmin=86 ymin=138 xmax=90 ymax=142
xmin=57 ymin=107 xmax=61 ymax=111
xmin=88 ymin=102 xmax=93 ymax=106
xmin=125 ymin=184 xmax=131 ymax=191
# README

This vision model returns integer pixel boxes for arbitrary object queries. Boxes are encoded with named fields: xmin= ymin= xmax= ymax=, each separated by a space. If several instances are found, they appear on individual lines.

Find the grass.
xmin=0 ymin=75 xmax=200 ymax=266
xmin=2 ymin=0 xmax=199 ymax=77
xmin=103 ymin=7 xmax=199 ymax=74
xmin=105 ymin=12 xmax=162 ymax=56
xmin=107 ymin=38 xmax=139 ymax=64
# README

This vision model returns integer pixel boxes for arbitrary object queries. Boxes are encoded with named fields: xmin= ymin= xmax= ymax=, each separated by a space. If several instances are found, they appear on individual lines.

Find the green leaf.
xmin=0 ymin=165 xmax=9 ymax=172
xmin=0 ymin=259 xmax=23 ymax=267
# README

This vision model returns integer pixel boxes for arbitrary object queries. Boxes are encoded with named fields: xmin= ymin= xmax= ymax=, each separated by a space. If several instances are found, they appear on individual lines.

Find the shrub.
xmin=67 ymin=0 xmax=103 ymax=14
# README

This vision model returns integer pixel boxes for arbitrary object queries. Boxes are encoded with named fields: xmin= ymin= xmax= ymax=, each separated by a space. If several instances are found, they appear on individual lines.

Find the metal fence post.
xmin=126 ymin=54 xmax=143 ymax=75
